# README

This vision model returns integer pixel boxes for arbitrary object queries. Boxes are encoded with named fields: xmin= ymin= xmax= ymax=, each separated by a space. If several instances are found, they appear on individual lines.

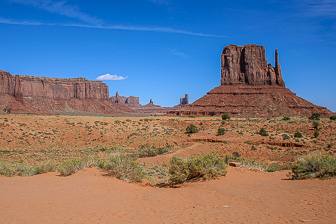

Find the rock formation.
xmin=170 ymin=44 xmax=332 ymax=118
xmin=221 ymin=44 xmax=284 ymax=86
xmin=110 ymin=92 xmax=140 ymax=106
xmin=180 ymin=94 xmax=189 ymax=106
xmin=0 ymin=70 xmax=134 ymax=115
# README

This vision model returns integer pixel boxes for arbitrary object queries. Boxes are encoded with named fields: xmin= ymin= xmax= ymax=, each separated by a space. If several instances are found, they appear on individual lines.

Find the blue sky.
xmin=1 ymin=0 xmax=335 ymax=111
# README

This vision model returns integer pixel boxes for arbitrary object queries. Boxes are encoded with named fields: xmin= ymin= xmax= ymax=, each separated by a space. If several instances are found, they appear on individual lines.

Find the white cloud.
xmin=169 ymin=49 xmax=188 ymax=57
xmin=9 ymin=0 xmax=101 ymax=24
xmin=96 ymin=74 xmax=128 ymax=81
xmin=148 ymin=0 xmax=170 ymax=5
xmin=0 ymin=17 xmax=222 ymax=37
xmin=296 ymin=0 xmax=336 ymax=18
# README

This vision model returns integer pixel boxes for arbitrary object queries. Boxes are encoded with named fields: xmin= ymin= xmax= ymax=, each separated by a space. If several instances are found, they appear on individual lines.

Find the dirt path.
xmin=1 ymin=167 xmax=335 ymax=224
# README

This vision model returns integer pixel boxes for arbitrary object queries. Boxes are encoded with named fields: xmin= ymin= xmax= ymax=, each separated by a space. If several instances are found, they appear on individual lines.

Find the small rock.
xmin=223 ymin=205 xmax=230 ymax=208
xmin=229 ymin=162 xmax=241 ymax=167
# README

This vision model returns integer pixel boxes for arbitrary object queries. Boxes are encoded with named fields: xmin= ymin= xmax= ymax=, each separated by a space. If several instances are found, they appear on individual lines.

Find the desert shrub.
xmin=309 ymin=113 xmax=321 ymax=120
xmin=186 ymin=124 xmax=198 ymax=133
xmin=168 ymin=152 xmax=227 ymax=185
xmin=100 ymin=155 xmax=145 ymax=182
xmin=290 ymin=153 xmax=336 ymax=179
xmin=81 ymin=156 xmax=99 ymax=168
xmin=217 ymin=127 xmax=226 ymax=135
xmin=58 ymin=158 xmax=83 ymax=176
xmin=188 ymin=115 xmax=195 ymax=118
xmin=232 ymin=151 xmax=241 ymax=158
xmin=330 ymin=116 xmax=336 ymax=121
xmin=35 ymin=161 xmax=57 ymax=174
xmin=3 ymin=107 xmax=12 ymax=114
xmin=137 ymin=147 xmax=168 ymax=158
xmin=265 ymin=163 xmax=282 ymax=172
xmin=282 ymin=117 xmax=290 ymax=121
xmin=312 ymin=121 xmax=319 ymax=130
xmin=294 ymin=131 xmax=303 ymax=138
xmin=221 ymin=113 xmax=230 ymax=120
xmin=259 ymin=128 xmax=268 ymax=136
xmin=0 ymin=162 xmax=16 ymax=177
xmin=282 ymin=134 xmax=290 ymax=140
xmin=251 ymin=145 xmax=257 ymax=151
xmin=314 ymin=130 xmax=319 ymax=138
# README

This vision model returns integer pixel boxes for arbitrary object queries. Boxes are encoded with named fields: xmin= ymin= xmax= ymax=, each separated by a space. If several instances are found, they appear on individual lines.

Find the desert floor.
xmin=0 ymin=114 xmax=335 ymax=223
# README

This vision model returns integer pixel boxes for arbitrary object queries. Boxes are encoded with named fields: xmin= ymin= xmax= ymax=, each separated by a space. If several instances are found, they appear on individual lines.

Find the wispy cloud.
xmin=3 ymin=0 xmax=223 ymax=37
xmin=148 ymin=0 xmax=170 ymax=5
xmin=96 ymin=74 xmax=128 ymax=81
xmin=296 ymin=0 xmax=336 ymax=18
xmin=9 ymin=0 xmax=101 ymax=24
xmin=169 ymin=49 xmax=188 ymax=57
xmin=0 ymin=17 xmax=221 ymax=37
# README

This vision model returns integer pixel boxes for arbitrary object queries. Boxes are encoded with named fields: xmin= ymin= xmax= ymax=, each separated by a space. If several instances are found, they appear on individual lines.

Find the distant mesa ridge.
xmin=171 ymin=44 xmax=333 ymax=117
xmin=0 ymin=70 xmax=133 ymax=115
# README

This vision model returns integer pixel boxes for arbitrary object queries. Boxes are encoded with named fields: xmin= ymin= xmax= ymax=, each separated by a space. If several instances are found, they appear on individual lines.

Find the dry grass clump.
xmin=99 ymin=155 xmax=145 ymax=182
xmin=290 ymin=152 xmax=336 ymax=179
xmin=0 ymin=161 xmax=57 ymax=177
xmin=58 ymin=156 xmax=99 ymax=176
xmin=168 ymin=152 xmax=227 ymax=185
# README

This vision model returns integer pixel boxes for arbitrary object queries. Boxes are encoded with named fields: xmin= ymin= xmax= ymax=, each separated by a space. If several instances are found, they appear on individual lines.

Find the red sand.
xmin=1 ymin=167 xmax=335 ymax=224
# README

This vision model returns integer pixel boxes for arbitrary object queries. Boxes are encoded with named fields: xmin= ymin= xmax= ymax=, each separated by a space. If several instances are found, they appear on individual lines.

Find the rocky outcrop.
xmin=110 ymin=92 xmax=140 ymax=106
xmin=180 ymin=94 xmax=189 ymax=106
xmin=171 ymin=44 xmax=333 ymax=118
xmin=0 ymin=70 xmax=134 ymax=115
xmin=221 ymin=44 xmax=284 ymax=86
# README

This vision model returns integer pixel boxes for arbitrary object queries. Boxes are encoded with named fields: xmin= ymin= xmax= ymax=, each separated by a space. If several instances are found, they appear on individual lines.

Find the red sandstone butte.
xmin=0 ymin=70 xmax=133 ymax=115
xmin=171 ymin=44 xmax=333 ymax=117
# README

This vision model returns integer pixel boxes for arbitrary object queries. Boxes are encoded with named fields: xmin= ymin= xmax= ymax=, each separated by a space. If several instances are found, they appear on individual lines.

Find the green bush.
xmin=259 ymin=128 xmax=268 ymax=136
xmin=217 ymin=127 xmax=226 ymax=135
xmin=314 ymin=130 xmax=319 ymax=138
xmin=330 ymin=116 xmax=336 ymax=121
xmin=188 ymin=115 xmax=195 ymax=118
xmin=290 ymin=153 xmax=336 ymax=179
xmin=0 ymin=161 xmax=58 ymax=177
xmin=294 ymin=131 xmax=303 ymax=138
xmin=309 ymin=113 xmax=321 ymax=120
xmin=168 ymin=152 xmax=227 ymax=185
xmin=282 ymin=117 xmax=290 ymax=121
xmin=3 ymin=107 xmax=12 ymax=114
xmin=282 ymin=134 xmax=290 ymax=140
xmin=186 ymin=124 xmax=199 ymax=133
xmin=35 ymin=161 xmax=57 ymax=174
xmin=100 ymin=155 xmax=145 ymax=182
xmin=221 ymin=113 xmax=230 ymax=120
xmin=312 ymin=121 xmax=319 ymax=130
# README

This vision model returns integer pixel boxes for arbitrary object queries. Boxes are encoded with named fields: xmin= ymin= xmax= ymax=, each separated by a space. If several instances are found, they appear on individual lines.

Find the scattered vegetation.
xmin=330 ymin=116 xmax=336 ymax=121
xmin=221 ymin=113 xmax=230 ymax=120
xmin=294 ymin=131 xmax=303 ymax=138
xmin=259 ymin=128 xmax=268 ymax=136
xmin=290 ymin=153 xmax=336 ymax=179
xmin=168 ymin=152 xmax=227 ymax=185
xmin=314 ymin=130 xmax=320 ymax=138
xmin=217 ymin=127 xmax=226 ymax=135
xmin=186 ymin=124 xmax=199 ymax=134
xmin=309 ymin=113 xmax=321 ymax=121
xmin=100 ymin=155 xmax=145 ymax=182
xmin=312 ymin=121 xmax=320 ymax=130
xmin=3 ymin=107 xmax=12 ymax=114
xmin=282 ymin=117 xmax=290 ymax=121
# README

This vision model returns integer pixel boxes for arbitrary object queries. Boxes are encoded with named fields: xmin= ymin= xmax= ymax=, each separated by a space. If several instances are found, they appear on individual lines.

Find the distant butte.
xmin=171 ymin=44 xmax=333 ymax=118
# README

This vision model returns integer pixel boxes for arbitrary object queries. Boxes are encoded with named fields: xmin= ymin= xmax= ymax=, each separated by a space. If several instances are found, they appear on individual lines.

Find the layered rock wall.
xmin=0 ymin=70 xmax=109 ymax=100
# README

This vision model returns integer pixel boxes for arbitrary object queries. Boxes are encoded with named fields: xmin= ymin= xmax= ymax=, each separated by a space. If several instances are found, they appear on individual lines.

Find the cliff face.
xmin=221 ymin=44 xmax=284 ymax=86
xmin=0 ymin=70 xmax=109 ymax=100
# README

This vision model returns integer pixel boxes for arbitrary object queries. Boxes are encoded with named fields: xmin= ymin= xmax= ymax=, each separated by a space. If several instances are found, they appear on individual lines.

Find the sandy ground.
xmin=1 ymin=167 xmax=335 ymax=224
